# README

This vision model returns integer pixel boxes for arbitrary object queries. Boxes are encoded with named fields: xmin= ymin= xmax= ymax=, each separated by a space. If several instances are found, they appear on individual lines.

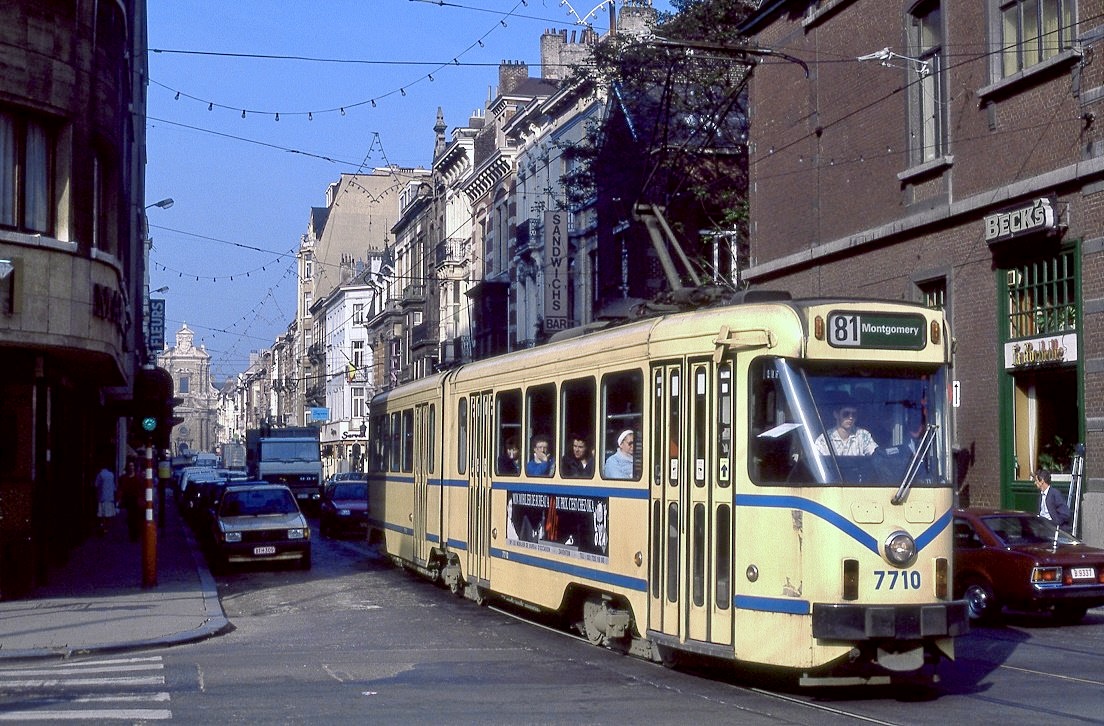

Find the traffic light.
xmin=132 ymin=366 xmax=177 ymax=448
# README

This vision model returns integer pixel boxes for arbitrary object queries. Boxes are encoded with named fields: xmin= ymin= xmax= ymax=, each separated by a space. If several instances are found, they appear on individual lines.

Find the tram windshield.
xmin=749 ymin=357 xmax=949 ymax=487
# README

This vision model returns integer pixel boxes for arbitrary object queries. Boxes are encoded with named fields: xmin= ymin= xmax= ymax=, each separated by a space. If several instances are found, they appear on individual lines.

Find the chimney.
xmin=498 ymin=60 xmax=529 ymax=95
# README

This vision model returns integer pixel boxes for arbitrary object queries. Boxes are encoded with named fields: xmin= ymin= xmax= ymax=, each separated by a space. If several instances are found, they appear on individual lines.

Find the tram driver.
xmin=814 ymin=402 xmax=879 ymax=457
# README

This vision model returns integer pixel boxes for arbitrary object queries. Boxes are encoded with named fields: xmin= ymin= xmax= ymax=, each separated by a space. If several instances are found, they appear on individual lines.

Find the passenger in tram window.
xmin=526 ymin=434 xmax=553 ymax=476
xmin=814 ymin=402 xmax=879 ymax=457
xmin=603 ymin=429 xmax=636 ymax=479
xmin=498 ymin=437 xmax=520 ymax=475
xmin=561 ymin=434 xmax=594 ymax=478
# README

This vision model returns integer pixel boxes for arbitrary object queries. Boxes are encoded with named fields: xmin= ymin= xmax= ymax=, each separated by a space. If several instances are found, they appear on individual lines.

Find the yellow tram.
xmin=365 ymin=295 xmax=968 ymax=684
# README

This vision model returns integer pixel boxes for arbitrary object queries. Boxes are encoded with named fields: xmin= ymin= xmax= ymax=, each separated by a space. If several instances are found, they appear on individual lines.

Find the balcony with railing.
xmin=402 ymin=284 xmax=426 ymax=305
xmin=435 ymin=237 xmax=469 ymax=267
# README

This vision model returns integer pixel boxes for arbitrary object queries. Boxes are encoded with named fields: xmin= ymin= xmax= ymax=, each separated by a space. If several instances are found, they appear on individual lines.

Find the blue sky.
xmin=146 ymin=1 xmax=674 ymax=384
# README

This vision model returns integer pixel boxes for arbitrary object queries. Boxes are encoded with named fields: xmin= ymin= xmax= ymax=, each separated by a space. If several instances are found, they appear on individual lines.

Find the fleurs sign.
xmin=1003 ymin=333 xmax=1077 ymax=369
xmin=984 ymin=197 xmax=1057 ymax=246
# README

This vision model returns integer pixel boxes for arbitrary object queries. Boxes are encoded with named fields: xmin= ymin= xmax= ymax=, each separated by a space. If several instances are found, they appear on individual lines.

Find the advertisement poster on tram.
xmin=505 ymin=490 xmax=609 ymax=562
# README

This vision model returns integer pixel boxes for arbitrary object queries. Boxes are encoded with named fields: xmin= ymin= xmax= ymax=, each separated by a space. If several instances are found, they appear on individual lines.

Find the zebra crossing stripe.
xmin=0 ymin=709 xmax=172 ymax=721
xmin=0 ymin=655 xmax=171 ymax=719
xmin=0 ymin=675 xmax=164 ymax=688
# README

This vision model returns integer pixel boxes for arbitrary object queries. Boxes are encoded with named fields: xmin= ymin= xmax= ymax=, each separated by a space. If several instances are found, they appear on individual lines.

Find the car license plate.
xmin=253 ymin=546 xmax=276 ymax=555
xmin=1070 ymin=567 xmax=1095 ymax=579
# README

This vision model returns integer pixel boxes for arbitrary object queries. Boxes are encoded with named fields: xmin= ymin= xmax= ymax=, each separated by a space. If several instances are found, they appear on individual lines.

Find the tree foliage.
xmin=561 ymin=0 xmax=758 ymax=290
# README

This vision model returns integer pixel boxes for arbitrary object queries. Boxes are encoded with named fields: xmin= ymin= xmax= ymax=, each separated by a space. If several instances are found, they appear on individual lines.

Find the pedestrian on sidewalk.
xmin=94 ymin=461 xmax=118 ymax=536
xmin=118 ymin=459 xmax=144 ymax=542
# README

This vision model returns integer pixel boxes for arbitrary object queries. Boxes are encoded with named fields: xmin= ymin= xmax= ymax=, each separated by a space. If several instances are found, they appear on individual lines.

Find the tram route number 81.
xmin=829 ymin=313 xmax=862 ymax=347
xmin=827 ymin=311 xmax=928 ymax=350
xmin=873 ymin=570 xmax=922 ymax=590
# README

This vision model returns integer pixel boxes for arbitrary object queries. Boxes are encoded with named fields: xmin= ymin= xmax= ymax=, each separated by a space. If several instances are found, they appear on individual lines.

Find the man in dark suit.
xmin=1034 ymin=468 xmax=1072 ymax=532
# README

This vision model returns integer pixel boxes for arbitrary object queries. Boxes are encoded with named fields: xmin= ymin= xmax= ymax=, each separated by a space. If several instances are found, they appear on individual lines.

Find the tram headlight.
xmin=883 ymin=531 xmax=917 ymax=567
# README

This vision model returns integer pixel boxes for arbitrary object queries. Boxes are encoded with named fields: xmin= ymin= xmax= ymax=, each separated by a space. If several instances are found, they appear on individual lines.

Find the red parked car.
xmin=318 ymin=479 xmax=368 ymax=538
xmin=953 ymin=508 xmax=1104 ymax=624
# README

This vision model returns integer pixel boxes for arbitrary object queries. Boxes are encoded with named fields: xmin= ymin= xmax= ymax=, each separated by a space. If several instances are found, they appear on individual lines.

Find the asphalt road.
xmin=5 ymin=523 xmax=1102 ymax=724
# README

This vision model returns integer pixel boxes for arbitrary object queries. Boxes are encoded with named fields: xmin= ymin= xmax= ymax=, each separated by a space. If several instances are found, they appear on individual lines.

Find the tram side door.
xmin=649 ymin=363 xmax=684 ymax=640
xmin=684 ymin=358 xmax=733 ymax=648
xmin=647 ymin=359 xmax=734 ymax=650
xmin=413 ymin=402 xmax=430 ymax=565
xmin=466 ymin=391 xmax=494 ymax=587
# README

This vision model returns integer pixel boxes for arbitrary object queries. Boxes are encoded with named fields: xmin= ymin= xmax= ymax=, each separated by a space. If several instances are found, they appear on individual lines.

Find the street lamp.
xmin=143 ymin=200 xmax=174 ymax=364
xmin=152 ymin=286 xmax=169 ymax=294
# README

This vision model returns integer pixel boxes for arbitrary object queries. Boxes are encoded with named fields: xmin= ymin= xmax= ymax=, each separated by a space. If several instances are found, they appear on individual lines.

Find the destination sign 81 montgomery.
xmin=827 ymin=312 xmax=927 ymax=350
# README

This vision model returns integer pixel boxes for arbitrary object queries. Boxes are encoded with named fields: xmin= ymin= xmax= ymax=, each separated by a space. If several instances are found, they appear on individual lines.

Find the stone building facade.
xmin=157 ymin=324 xmax=219 ymax=456
xmin=0 ymin=0 xmax=150 ymax=596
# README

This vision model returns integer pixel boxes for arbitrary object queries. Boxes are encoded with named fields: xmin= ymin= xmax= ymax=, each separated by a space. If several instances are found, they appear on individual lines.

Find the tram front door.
xmin=647 ymin=358 xmax=735 ymax=654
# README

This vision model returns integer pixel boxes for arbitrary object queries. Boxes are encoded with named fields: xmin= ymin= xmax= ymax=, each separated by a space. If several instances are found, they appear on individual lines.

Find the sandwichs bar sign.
xmin=984 ymin=196 xmax=1058 ymax=246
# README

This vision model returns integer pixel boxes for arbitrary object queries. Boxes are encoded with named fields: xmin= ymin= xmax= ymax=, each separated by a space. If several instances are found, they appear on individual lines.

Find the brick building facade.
xmin=740 ymin=0 xmax=1104 ymax=543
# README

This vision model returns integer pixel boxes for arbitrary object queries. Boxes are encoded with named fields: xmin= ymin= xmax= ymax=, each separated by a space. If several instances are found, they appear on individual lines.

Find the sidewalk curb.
xmin=0 ymin=512 xmax=233 ymax=662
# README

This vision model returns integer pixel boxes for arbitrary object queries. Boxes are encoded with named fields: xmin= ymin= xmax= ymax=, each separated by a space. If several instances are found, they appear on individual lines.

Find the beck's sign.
xmin=984 ymin=197 xmax=1057 ymax=246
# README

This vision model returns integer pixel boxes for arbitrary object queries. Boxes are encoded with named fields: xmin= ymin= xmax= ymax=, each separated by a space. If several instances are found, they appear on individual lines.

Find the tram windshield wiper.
xmin=891 ymin=424 xmax=937 ymax=505
xmin=773 ymin=359 xmax=839 ymax=485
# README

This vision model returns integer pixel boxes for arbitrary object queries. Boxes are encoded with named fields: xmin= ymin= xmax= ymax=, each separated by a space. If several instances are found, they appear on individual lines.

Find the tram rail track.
xmin=489 ymin=600 xmax=1104 ymax=723
xmin=488 ymin=603 xmax=910 ymax=725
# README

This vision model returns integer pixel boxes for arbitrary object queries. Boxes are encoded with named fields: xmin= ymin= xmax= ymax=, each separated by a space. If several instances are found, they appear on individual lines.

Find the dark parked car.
xmin=180 ymin=470 xmax=248 ymax=525
xmin=209 ymin=483 xmax=311 ymax=572
xmin=954 ymin=508 xmax=1104 ymax=623
xmin=318 ymin=479 xmax=368 ymax=537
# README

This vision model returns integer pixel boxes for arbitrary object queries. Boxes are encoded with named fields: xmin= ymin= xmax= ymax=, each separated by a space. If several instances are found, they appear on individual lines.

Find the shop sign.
xmin=92 ymin=283 xmax=124 ymax=327
xmin=1003 ymin=333 xmax=1077 ymax=369
xmin=543 ymin=210 xmax=570 ymax=333
xmin=149 ymin=299 xmax=166 ymax=350
xmin=984 ymin=197 xmax=1057 ymax=246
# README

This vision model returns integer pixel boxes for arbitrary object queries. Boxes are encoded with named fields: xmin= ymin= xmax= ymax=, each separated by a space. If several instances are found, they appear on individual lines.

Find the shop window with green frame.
xmin=1007 ymin=253 xmax=1076 ymax=338
xmin=1004 ymin=249 xmax=1079 ymax=486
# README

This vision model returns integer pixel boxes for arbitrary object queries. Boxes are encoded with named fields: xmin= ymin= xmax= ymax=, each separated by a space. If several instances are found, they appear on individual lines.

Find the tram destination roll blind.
xmin=827 ymin=312 xmax=927 ymax=350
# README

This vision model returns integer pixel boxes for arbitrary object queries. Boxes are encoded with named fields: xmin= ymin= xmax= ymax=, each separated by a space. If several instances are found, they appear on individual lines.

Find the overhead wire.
xmin=149 ymin=0 xmax=547 ymax=121
xmin=160 ymin=5 xmax=1102 ymax=381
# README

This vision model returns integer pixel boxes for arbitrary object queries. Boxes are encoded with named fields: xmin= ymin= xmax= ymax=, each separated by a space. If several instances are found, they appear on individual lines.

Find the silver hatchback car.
xmin=209 ymin=483 xmax=311 ymax=572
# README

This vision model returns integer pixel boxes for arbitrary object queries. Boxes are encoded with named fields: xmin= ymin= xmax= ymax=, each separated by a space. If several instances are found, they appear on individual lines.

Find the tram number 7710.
xmin=873 ymin=570 xmax=923 ymax=590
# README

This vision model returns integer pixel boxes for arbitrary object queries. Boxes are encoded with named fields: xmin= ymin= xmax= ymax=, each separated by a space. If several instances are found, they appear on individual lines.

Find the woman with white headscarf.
xmin=603 ymin=430 xmax=635 ymax=479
